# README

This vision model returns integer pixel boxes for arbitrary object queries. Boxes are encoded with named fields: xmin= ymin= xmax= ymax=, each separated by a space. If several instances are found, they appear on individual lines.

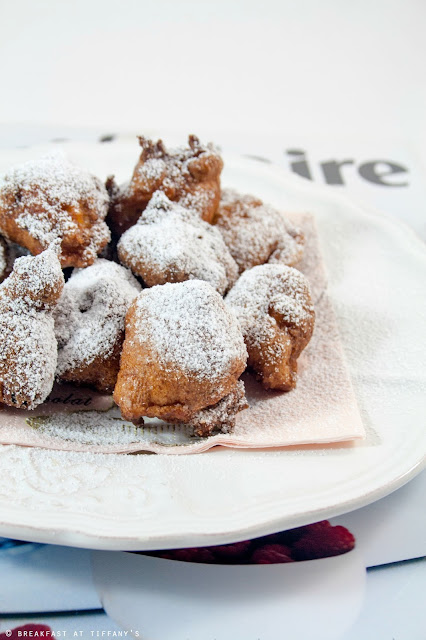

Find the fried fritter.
xmin=114 ymin=280 xmax=248 ymax=428
xmin=0 ymin=249 xmax=64 ymax=409
xmin=117 ymin=192 xmax=238 ymax=294
xmin=213 ymin=189 xmax=304 ymax=274
xmin=226 ymin=264 xmax=315 ymax=390
xmin=107 ymin=135 xmax=223 ymax=235
xmin=0 ymin=152 xmax=110 ymax=268
xmin=54 ymin=259 xmax=141 ymax=394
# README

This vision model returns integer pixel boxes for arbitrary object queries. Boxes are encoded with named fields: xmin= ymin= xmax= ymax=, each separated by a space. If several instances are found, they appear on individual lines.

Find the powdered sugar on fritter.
xmin=226 ymin=264 xmax=314 ymax=353
xmin=179 ymin=380 xmax=248 ymax=436
xmin=135 ymin=138 xmax=220 ymax=190
xmin=0 ymin=250 xmax=64 ymax=409
xmin=133 ymin=280 xmax=247 ymax=381
xmin=0 ymin=151 xmax=110 ymax=263
xmin=118 ymin=192 xmax=238 ymax=293
xmin=54 ymin=259 xmax=141 ymax=374
xmin=214 ymin=189 xmax=304 ymax=273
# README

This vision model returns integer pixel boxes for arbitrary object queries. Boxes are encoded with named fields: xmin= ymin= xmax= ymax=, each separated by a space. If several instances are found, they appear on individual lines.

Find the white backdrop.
xmin=0 ymin=0 xmax=425 ymax=143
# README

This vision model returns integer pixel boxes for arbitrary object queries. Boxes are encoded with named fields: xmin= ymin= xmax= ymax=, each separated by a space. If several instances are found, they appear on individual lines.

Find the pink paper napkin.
xmin=0 ymin=214 xmax=365 ymax=454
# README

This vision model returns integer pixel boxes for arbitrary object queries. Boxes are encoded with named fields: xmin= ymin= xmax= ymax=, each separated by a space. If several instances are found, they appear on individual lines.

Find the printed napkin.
xmin=0 ymin=214 xmax=365 ymax=454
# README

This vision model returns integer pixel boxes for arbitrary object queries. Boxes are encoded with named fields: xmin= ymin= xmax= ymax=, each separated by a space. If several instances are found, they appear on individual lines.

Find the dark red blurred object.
xmin=140 ymin=520 xmax=355 ymax=565
xmin=157 ymin=547 xmax=216 ymax=563
xmin=0 ymin=625 xmax=52 ymax=640
xmin=251 ymin=543 xmax=294 ymax=564
xmin=211 ymin=540 xmax=252 ymax=560
xmin=292 ymin=524 xmax=355 ymax=560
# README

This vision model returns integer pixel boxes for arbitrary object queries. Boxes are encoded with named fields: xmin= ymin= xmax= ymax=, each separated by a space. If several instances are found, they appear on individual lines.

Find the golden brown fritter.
xmin=213 ymin=189 xmax=304 ymax=274
xmin=107 ymin=135 xmax=223 ymax=235
xmin=54 ymin=259 xmax=141 ymax=394
xmin=0 ymin=249 xmax=64 ymax=409
xmin=117 ymin=192 xmax=238 ymax=294
xmin=0 ymin=152 xmax=110 ymax=268
xmin=176 ymin=380 xmax=248 ymax=437
xmin=226 ymin=264 xmax=315 ymax=390
xmin=113 ymin=280 xmax=248 ymax=427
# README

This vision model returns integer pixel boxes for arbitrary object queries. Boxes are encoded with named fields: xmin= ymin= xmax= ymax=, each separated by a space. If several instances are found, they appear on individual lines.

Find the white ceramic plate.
xmin=0 ymin=139 xmax=425 ymax=550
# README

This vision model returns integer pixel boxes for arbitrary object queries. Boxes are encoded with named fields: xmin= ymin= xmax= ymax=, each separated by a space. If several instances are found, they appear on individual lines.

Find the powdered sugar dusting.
xmin=6 ymin=250 xmax=63 ymax=309
xmin=118 ymin=192 xmax=238 ymax=294
xmin=54 ymin=259 xmax=141 ymax=376
xmin=214 ymin=189 xmax=304 ymax=273
xmin=0 ymin=212 xmax=365 ymax=453
xmin=0 ymin=250 xmax=64 ymax=409
xmin=178 ymin=186 xmax=218 ymax=218
xmin=0 ymin=151 xmax=110 ymax=265
xmin=226 ymin=264 xmax=314 ymax=354
xmin=110 ymin=135 xmax=223 ymax=233
xmin=179 ymin=380 xmax=248 ymax=437
xmin=134 ymin=137 xmax=221 ymax=215
xmin=133 ymin=280 xmax=247 ymax=382
xmin=28 ymin=408 xmax=146 ymax=446
xmin=286 ymin=212 xmax=327 ymax=304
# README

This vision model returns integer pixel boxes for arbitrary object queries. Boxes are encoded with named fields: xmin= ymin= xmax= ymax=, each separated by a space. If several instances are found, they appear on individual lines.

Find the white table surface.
xmin=0 ymin=559 xmax=424 ymax=639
